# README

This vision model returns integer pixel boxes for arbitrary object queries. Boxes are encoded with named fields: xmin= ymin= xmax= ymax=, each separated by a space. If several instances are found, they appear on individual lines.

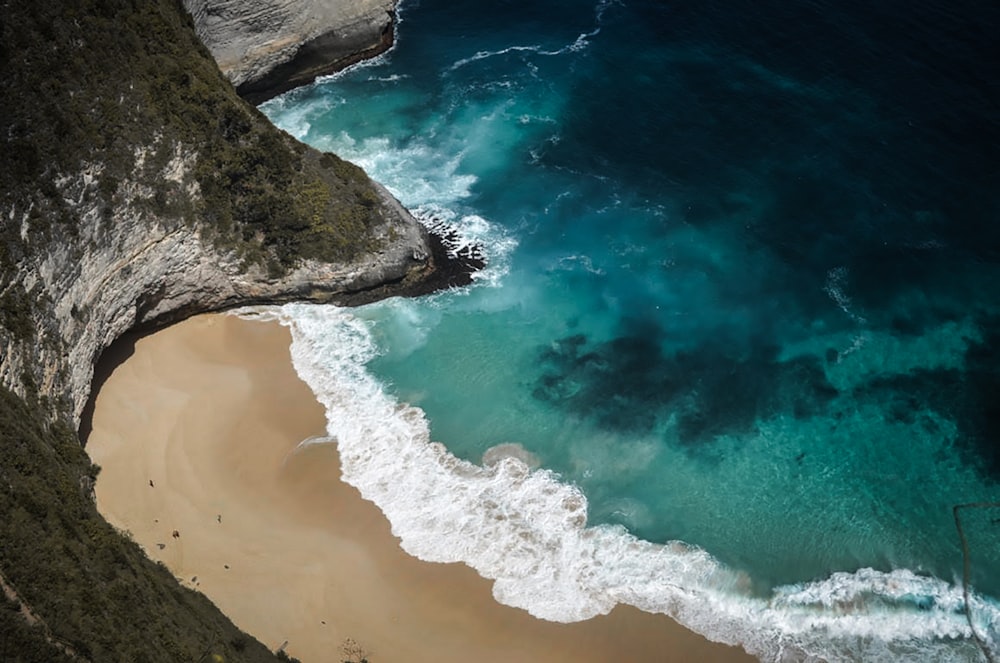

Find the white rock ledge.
xmin=183 ymin=0 xmax=397 ymax=102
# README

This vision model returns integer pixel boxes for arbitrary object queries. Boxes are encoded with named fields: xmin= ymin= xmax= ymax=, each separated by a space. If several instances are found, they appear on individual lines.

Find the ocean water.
xmin=257 ymin=0 xmax=1000 ymax=659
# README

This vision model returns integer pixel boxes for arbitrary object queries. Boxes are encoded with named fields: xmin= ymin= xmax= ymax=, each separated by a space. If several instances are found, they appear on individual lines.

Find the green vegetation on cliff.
xmin=1 ymin=0 xmax=386 ymax=275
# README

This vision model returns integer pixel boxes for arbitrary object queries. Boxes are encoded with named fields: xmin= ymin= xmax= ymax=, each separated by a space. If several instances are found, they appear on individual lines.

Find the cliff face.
xmin=184 ymin=0 xmax=397 ymax=102
xmin=2 ymin=163 xmax=428 ymax=426
xmin=0 ymin=0 xmax=430 ymax=428
xmin=0 ymin=2 xmax=431 ymax=659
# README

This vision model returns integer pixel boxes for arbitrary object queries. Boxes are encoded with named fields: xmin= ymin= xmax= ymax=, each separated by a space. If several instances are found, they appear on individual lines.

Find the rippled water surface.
xmin=261 ymin=0 xmax=1000 ymax=658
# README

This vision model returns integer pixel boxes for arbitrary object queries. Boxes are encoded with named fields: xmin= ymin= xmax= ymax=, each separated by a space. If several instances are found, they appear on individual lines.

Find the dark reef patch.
xmin=851 ymin=316 xmax=1000 ymax=480
xmin=960 ymin=322 xmax=1000 ymax=477
xmin=533 ymin=318 xmax=838 ymax=449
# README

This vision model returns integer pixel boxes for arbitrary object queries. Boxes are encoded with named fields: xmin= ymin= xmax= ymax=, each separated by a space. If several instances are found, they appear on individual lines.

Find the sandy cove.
xmin=85 ymin=312 xmax=755 ymax=663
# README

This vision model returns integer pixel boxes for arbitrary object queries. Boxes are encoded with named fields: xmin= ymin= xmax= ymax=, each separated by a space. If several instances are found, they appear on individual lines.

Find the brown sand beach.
xmin=85 ymin=312 xmax=755 ymax=663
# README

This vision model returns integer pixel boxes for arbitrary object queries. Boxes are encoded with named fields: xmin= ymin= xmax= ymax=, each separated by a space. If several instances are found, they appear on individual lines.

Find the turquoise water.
xmin=261 ymin=0 xmax=1000 ymax=659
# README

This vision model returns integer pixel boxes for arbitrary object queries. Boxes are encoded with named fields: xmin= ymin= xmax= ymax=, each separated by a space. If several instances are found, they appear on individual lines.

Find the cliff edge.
xmin=184 ymin=0 xmax=397 ymax=102
xmin=1 ymin=0 xmax=431 ymax=428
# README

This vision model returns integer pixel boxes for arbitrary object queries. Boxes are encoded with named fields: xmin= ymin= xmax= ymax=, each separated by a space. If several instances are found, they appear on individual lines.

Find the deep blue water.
xmin=262 ymin=0 xmax=1000 ymax=659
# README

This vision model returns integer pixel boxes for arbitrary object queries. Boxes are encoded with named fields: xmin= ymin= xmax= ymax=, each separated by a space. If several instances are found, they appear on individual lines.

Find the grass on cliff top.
xmin=0 ymin=0 xmax=387 ymax=276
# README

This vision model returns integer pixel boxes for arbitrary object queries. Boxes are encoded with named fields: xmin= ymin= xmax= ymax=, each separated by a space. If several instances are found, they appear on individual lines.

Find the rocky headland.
xmin=1 ymin=0 xmax=431 ymax=427
xmin=0 ymin=0 xmax=456 ymax=660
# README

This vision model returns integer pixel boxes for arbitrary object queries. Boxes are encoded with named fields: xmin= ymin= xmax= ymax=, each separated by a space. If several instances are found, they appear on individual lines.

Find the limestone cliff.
xmin=2 ymin=161 xmax=429 ymax=427
xmin=184 ymin=0 xmax=397 ymax=102
xmin=1 ymin=0 xmax=431 ymax=428
xmin=0 ymin=1 xmax=434 ymax=659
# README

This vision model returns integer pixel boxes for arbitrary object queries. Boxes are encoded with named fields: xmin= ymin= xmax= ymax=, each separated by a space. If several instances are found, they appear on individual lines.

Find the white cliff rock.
xmin=184 ymin=0 xmax=397 ymax=101
xmin=0 ymin=0 xmax=444 ymax=432
xmin=0 ymin=142 xmax=431 ymax=427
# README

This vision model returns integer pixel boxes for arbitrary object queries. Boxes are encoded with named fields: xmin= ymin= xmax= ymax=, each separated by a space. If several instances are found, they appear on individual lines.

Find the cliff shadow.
xmin=78 ymin=329 xmax=143 ymax=446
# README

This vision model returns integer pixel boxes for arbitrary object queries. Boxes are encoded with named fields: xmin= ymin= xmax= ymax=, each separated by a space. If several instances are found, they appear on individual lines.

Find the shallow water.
xmin=260 ymin=0 xmax=1000 ymax=659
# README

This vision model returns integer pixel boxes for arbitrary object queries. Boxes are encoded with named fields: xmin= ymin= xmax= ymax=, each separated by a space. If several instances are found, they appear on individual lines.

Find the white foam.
xmin=261 ymin=302 xmax=999 ymax=662
xmin=305 ymin=132 xmax=477 ymax=208
xmin=367 ymin=74 xmax=409 ymax=83
xmin=566 ymin=0 xmax=620 ymax=53
xmin=445 ymin=0 xmax=618 ymax=74
xmin=447 ymin=45 xmax=547 ymax=73
xmin=294 ymin=129 xmax=521 ymax=290
xmin=825 ymin=265 xmax=868 ymax=326
xmin=552 ymin=254 xmax=606 ymax=276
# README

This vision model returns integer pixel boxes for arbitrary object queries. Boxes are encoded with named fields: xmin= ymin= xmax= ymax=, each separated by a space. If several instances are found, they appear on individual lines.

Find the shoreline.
xmin=85 ymin=312 xmax=754 ymax=663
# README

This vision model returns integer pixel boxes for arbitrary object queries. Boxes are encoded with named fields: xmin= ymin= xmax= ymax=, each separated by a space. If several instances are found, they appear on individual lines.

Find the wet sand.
xmin=86 ymin=312 xmax=755 ymax=663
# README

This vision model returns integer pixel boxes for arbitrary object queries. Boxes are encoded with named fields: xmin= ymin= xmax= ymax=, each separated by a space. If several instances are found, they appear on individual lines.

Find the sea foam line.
xmin=445 ymin=0 xmax=618 ymax=73
xmin=248 ymin=302 xmax=999 ymax=663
